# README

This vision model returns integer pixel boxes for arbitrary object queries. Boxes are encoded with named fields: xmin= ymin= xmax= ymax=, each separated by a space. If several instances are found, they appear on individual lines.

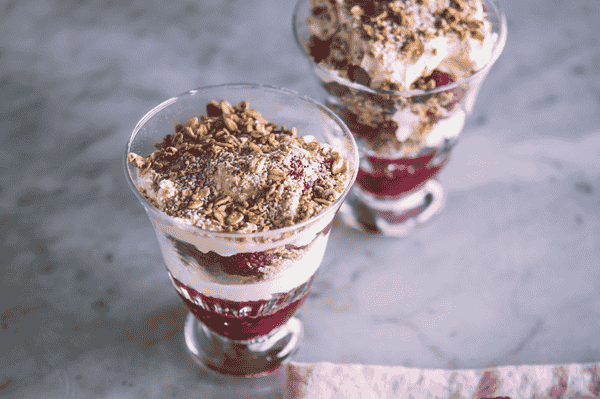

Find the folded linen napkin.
xmin=284 ymin=362 xmax=600 ymax=399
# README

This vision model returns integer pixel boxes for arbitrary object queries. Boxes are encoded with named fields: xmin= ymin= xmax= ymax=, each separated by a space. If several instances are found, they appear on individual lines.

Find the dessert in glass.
xmin=293 ymin=0 xmax=507 ymax=236
xmin=124 ymin=84 xmax=358 ymax=377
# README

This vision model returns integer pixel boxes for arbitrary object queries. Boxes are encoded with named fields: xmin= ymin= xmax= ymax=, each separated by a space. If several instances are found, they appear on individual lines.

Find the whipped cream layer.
xmin=393 ymin=108 xmax=465 ymax=148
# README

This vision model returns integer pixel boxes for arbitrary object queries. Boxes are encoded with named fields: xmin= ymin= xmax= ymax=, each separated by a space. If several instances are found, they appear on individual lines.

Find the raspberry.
xmin=167 ymin=234 xmax=278 ymax=277
xmin=426 ymin=69 xmax=466 ymax=114
xmin=427 ymin=70 xmax=455 ymax=88
xmin=346 ymin=110 xmax=397 ymax=141
xmin=347 ymin=64 xmax=371 ymax=87
xmin=348 ymin=120 xmax=379 ymax=140
xmin=355 ymin=151 xmax=448 ymax=198
xmin=312 ymin=6 xmax=325 ymax=16
xmin=224 ymin=251 xmax=278 ymax=276
xmin=309 ymin=35 xmax=332 ymax=64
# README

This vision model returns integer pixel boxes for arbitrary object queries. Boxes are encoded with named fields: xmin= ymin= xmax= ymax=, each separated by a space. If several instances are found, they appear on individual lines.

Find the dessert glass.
xmin=293 ymin=0 xmax=507 ymax=236
xmin=124 ymin=84 xmax=358 ymax=377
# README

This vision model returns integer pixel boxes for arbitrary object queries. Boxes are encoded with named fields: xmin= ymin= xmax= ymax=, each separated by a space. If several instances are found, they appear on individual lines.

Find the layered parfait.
xmin=127 ymin=99 xmax=351 ymax=342
xmin=304 ymin=0 xmax=499 ymax=201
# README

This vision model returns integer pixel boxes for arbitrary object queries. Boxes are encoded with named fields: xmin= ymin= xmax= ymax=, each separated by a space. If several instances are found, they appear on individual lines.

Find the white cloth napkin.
xmin=284 ymin=361 xmax=600 ymax=399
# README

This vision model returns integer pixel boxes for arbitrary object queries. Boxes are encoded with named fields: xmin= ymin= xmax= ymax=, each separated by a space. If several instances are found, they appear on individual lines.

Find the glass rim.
xmin=291 ymin=0 xmax=508 ymax=96
xmin=124 ymin=82 xmax=359 ymax=240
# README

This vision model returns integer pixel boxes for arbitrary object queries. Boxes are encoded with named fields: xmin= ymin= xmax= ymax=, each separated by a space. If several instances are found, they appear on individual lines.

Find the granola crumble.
xmin=128 ymin=99 xmax=351 ymax=234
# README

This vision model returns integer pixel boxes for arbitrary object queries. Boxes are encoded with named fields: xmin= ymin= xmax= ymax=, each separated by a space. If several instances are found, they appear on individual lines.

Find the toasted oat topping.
xmin=129 ymin=100 xmax=351 ymax=233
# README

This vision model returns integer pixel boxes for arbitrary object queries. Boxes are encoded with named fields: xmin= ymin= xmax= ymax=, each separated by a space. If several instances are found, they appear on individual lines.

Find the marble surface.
xmin=1 ymin=0 xmax=600 ymax=397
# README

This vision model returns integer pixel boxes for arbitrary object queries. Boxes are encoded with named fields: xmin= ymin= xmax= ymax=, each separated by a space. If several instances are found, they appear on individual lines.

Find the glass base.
xmin=339 ymin=180 xmax=445 ymax=237
xmin=184 ymin=312 xmax=303 ymax=378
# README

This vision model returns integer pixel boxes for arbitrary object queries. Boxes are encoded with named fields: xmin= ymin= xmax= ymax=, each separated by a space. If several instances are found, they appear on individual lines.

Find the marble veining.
xmin=1 ymin=0 xmax=599 ymax=397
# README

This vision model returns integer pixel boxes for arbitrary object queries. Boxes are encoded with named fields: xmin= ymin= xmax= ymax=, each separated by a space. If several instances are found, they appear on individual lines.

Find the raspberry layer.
xmin=355 ymin=150 xmax=450 ymax=199
xmin=169 ymin=273 xmax=313 ymax=341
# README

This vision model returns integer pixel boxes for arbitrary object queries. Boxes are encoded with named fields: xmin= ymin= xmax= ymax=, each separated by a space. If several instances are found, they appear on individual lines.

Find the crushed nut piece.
xmin=128 ymin=153 xmax=146 ymax=169
xmin=224 ymin=117 xmax=237 ymax=132
xmin=226 ymin=211 xmax=244 ymax=226
xmin=331 ymin=157 xmax=347 ymax=174
xmin=268 ymin=169 xmax=286 ymax=181
xmin=214 ymin=195 xmax=232 ymax=207
xmin=220 ymin=100 xmax=235 ymax=115
xmin=188 ymin=200 xmax=204 ymax=209
xmin=350 ymin=5 xmax=363 ymax=16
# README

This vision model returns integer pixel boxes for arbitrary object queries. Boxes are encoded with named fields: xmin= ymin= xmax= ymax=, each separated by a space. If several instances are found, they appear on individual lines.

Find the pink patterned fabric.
xmin=285 ymin=362 xmax=600 ymax=399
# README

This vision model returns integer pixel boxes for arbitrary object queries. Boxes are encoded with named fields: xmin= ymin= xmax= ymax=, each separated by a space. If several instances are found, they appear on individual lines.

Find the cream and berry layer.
xmin=153 ymin=224 xmax=330 ymax=302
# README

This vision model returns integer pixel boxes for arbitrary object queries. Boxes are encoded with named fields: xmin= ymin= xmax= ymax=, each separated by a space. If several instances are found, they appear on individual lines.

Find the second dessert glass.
xmin=124 ymin=84 xmax=358 ymax=377
xmin=293 ymin=0 xmax=507 ymax=237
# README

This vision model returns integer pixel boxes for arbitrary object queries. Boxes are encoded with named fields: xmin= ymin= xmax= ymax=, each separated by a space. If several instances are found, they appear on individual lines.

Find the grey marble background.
xmin=1 ymin=0 xmax=599 ymax=397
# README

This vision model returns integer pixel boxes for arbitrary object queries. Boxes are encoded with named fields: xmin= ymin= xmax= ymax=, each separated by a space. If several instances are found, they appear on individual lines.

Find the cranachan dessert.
xmin=128 ymin=99 xmax=351 ymax=341
xmin=305 ymin=0 xmax=499 ymax=199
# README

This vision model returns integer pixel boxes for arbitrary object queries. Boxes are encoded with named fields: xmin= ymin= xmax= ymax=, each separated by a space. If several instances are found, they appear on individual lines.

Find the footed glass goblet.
xmin=124 ymin=84 xmax=358 ymax=377
xmin=293 ymin=0 xmax=507 ymax=236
